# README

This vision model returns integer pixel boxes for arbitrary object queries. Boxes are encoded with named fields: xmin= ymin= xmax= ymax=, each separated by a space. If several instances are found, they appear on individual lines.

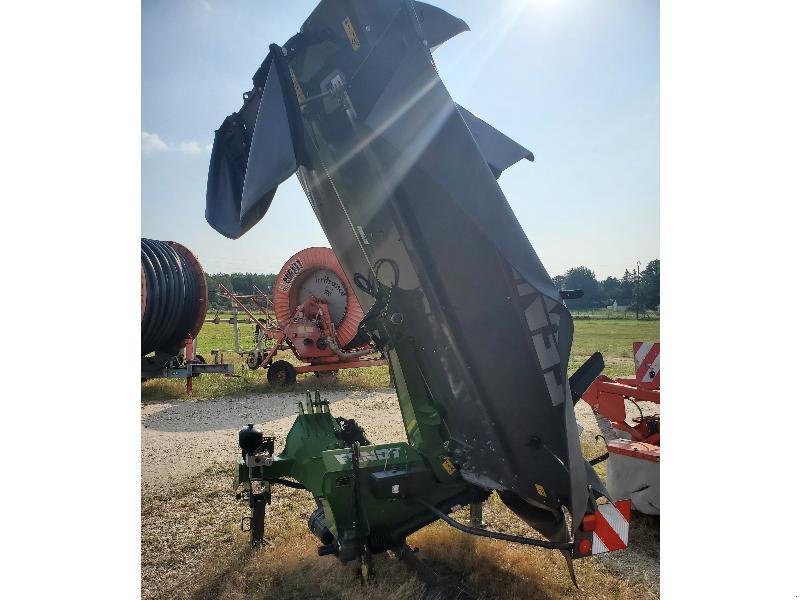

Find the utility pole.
xmin=634 ymin=261 xmax=641 ymax=320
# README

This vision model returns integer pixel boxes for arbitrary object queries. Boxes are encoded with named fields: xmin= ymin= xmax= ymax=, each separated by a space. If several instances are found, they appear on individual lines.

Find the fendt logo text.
xmin=333 ymin=447 xmax=402 ymax=465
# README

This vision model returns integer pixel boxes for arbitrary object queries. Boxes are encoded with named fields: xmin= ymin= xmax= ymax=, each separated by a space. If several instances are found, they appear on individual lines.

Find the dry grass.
xmin=141 ymin=349 xmax=391 ymax=403
xmin=142 ymin=463 xmax=658 ymax=600
xmin=408 ymin=495 xmax=658 ymax=600
xmin=142 ymin=463 xmax=424 ymax=599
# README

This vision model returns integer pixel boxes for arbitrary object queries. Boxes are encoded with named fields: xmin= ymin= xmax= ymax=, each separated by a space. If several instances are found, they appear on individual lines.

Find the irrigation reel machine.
xmin=204 ymin=0 xmax=632 ymax=584
xmin=212 ymin=246 xmax=388 ymax=383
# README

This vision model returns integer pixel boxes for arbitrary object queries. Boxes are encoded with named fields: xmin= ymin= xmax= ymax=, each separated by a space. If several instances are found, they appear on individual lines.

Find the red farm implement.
xmin=582 ymin=342 xmax=660 ymax=515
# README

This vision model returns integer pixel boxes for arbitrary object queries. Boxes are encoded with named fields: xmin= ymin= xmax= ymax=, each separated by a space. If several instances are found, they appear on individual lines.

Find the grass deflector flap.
xmin=205 ymin=0 xmax=617 ymax=570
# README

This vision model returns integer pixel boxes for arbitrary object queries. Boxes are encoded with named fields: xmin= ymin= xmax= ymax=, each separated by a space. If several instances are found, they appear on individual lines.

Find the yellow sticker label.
xmin=342 ymin=16 xmax=361 ymax=51
xmin=289 ymin=67 xmax=305 ymax=103
xmin=441 ymin=457 xmax=457 ymax=476
xmin=535 ymin=484 xmax=547 ymax=497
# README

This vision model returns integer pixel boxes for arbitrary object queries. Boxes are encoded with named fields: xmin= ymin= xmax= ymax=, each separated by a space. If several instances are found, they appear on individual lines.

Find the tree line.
xmin=204 ymin=259 xmax=660 ymax=313
xmin=552 ymin=259 xmax=660 ymax=311
xmin=205 ymin=272 xmax=277 ymax=309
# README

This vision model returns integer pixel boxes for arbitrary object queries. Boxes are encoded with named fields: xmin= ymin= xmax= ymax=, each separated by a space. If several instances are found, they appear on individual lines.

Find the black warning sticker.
xmin=279 ymin=259 xmax=304 ymax=292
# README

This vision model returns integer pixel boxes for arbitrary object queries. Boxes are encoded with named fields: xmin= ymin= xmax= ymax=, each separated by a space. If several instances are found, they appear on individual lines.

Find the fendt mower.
xmin=204 ymin=0 xmax=631 ymax=584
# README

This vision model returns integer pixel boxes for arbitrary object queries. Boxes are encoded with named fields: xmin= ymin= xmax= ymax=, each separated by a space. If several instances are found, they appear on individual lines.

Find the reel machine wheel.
xmin=267 ymin=360 xmax=297 ymax=385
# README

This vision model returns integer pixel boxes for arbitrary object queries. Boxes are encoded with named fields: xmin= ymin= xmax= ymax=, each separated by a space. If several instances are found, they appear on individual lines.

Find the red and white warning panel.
xmin=634 ymin=341 xmax=660 ymax=389
xmin=573 ymin=500 xmax=632 ymax=558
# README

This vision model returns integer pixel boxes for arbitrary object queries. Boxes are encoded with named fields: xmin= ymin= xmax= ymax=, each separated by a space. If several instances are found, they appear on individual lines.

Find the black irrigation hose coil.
xmin=141 ymin=238 xmax=207 ymax=355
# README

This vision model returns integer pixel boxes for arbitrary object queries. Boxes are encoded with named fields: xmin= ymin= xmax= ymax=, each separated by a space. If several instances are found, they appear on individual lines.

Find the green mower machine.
xmin=205 ymin=0 xmax=631 ymax=583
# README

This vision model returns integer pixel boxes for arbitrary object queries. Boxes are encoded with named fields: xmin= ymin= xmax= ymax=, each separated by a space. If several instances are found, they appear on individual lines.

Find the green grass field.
xmin=141 ymin=315 xmax=659 ymax=401
xmin=569 ymin=318 xmax=660 ymax=379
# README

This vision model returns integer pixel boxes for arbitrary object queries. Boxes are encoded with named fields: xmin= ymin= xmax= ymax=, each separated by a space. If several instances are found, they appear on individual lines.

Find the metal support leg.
xmin=250 ymin=493 xmax=267 ymax=546
xmin=233 ymin=306 xmax=240 ymax=352
xmin=469 ymin=501 xmax=485 ymax=529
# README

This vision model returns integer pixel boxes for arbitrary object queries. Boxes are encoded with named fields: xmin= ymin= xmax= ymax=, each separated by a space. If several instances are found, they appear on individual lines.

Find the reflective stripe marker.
xmin=590 ymin=500 xmax=631 ymax=555
xmin=634 ymin=341 xmax=660 ymax=389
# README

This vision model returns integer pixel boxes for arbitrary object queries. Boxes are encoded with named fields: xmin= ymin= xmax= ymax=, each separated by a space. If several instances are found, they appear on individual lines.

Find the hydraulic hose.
xmin=415 ymin=498 xmax=572 ymax=550
xmin=141 ymin=239 xmax=206 ymax=355
xmin=325 ymin=334 xmax=374 ymax=359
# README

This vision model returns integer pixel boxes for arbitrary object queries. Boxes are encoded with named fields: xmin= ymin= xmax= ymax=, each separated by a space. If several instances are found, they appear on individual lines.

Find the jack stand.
xmin=358 ymin=546 xmax=372 ymax=584
xmin=250 ymin=491 xmax=267 ymax=546
xmin=469 ymin=502 xmax=486 ymax=529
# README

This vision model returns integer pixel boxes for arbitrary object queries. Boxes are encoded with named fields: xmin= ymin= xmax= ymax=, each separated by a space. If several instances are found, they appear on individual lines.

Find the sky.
xmin=142 ymin=0 xmax=659 ymax=280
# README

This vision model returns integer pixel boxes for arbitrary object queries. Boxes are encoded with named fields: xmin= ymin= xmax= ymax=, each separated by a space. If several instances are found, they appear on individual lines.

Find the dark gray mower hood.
xmin=205 ymin=0 xmax=606 ymax=547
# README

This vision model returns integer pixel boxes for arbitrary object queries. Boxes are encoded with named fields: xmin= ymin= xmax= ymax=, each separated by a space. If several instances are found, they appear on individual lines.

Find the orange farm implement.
xmin=213 ymin=247 xmax=386 ymax=384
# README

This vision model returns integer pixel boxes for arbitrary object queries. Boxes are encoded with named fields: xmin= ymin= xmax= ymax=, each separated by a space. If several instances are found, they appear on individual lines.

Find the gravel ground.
xmin=141 ymin=391 xmax=649 ymax=492
xmin=142 ymin=390 xmax=405 ymax=494
xmin=141 ymin=389 xmax=659 ymax=598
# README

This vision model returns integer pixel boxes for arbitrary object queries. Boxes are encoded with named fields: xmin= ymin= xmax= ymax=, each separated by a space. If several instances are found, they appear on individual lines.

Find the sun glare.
xmin=517 ymin=0 xmax=564 ymax=12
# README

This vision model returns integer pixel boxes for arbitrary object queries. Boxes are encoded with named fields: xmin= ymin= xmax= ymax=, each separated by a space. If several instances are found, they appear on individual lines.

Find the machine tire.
xmin=267 ymin=360 xmax=296 ymax=385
